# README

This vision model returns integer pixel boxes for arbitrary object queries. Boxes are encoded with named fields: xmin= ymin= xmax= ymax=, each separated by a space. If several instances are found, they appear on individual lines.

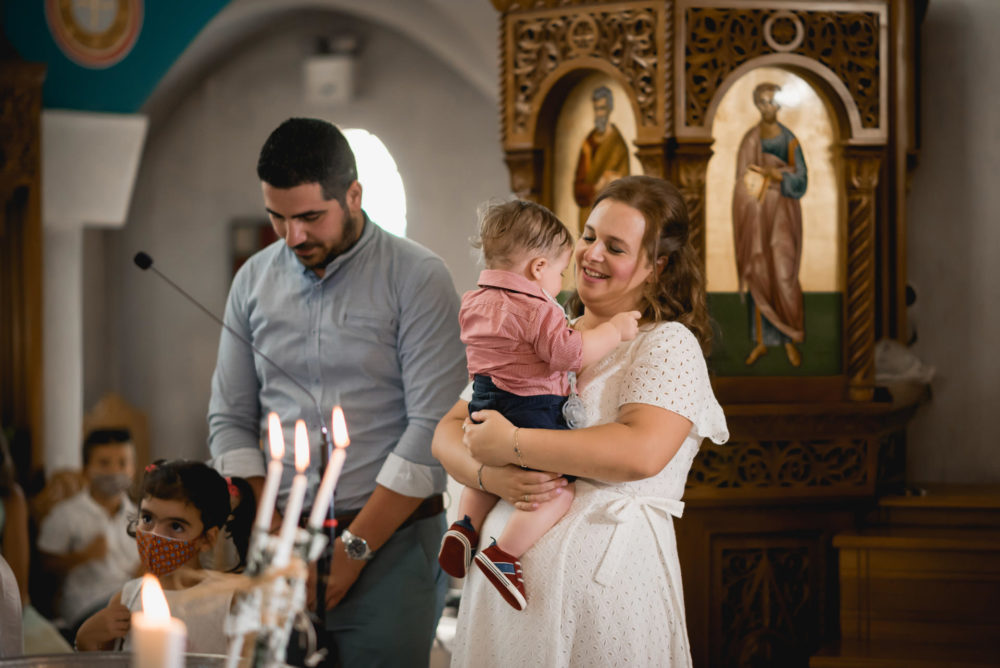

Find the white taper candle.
xmin=272 ymin=420 xmax=309 ymax=567
xmin=307 ymin=406 xmax=351 ymax=530
xmin=255 ymin=412 xmax=285 ymax=532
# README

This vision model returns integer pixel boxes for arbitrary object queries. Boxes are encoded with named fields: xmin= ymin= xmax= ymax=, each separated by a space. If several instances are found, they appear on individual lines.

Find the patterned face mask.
xmin=135 ymin=529 xmax=201 ymax=576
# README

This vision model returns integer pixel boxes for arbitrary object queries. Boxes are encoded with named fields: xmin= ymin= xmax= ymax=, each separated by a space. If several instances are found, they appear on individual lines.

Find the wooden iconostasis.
xmin=491 ymin=1 xmax=925 ymax=665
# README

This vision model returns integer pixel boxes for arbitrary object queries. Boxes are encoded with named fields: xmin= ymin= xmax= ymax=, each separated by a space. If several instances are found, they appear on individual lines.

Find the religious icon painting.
xmin=45 ymin=0 xmax=144 ymax=69
xmin=552 ymin=72 xmax=641 ymax=293
xmin=704 ymin=67 xmax=844 ymax=378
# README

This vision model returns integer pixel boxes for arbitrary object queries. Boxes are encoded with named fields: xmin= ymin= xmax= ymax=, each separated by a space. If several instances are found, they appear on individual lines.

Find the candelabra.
xmin=224 ymin=526 xmax=329 ymax=668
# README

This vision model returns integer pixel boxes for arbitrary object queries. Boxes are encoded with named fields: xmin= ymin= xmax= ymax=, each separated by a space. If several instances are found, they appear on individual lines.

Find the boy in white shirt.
xmin=37 ymin=429 xmax=139 ymax=632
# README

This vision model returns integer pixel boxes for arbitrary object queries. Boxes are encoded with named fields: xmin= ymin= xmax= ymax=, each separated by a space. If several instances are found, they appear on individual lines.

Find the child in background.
xmin=75 ymin=459 xmax=254 ymax=653
xmin=439 ymin=200 xmax=639 ymax=610
xmin=37 ymin=428 xmax=139 ymax=634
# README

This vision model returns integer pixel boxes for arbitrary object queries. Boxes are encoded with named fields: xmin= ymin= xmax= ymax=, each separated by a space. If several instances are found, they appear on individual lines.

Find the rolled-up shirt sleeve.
xmin=375 ymin=257 xmax=467 ymax=497
xmin=207 ymin=270 xmax=266 ymax=479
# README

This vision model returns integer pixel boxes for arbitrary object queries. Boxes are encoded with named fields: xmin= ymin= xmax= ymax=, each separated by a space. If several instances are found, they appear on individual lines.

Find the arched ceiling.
xmin=147 ymin=0 xmax=499 ymax=119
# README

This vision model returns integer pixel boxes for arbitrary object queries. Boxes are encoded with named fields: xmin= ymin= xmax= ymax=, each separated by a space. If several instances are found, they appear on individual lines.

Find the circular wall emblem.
xmin=566 ymin=16 xmax=599 ymax=57
xmin=763 ymin=11 xmax=805 ymax=53
xmin=45 ymin=0 xmax=143 ymax=69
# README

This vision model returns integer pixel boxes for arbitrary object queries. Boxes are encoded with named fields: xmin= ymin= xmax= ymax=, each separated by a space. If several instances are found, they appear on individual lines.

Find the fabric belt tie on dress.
xmin=592 ymin=493 xmax=691 ymax=662
xmin=592 ymin=494 xmax=685 ymax=587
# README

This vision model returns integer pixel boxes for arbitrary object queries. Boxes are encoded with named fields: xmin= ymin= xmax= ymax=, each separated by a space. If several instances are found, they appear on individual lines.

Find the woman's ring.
xmin=523 ymin=494 xmax=529 ymax=503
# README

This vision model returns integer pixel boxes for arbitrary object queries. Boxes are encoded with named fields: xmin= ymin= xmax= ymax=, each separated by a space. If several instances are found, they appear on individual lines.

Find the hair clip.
xmin=225 ymin=476 xmax=240 ymax=499
xmin=144 ymin=463 xmax=157 ymax=473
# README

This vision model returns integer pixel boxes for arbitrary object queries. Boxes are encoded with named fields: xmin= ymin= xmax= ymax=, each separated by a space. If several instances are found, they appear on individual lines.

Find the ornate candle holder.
xmin=224 ymin=526 xmax=329 ymax=668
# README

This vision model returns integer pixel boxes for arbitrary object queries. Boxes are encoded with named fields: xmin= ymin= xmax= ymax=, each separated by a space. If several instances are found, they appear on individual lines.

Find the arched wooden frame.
xmin=507 ymin=62 xmax=651 ymax=205
xmin=681 ymin=56 xmax=882 ymax=403
xmin=499 ymin=1 xmax=670 ymax=200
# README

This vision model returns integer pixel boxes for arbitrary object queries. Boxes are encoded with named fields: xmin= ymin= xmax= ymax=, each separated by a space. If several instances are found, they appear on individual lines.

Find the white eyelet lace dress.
xmin=450 ymin=321 xmax=729 ymax=667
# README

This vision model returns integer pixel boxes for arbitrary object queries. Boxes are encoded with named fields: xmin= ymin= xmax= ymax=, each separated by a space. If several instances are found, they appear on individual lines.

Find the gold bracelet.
xmin=477 ymin=463 xmax=486 ymax=491
xmin=513 ymin=427 xmax=527 ymax=469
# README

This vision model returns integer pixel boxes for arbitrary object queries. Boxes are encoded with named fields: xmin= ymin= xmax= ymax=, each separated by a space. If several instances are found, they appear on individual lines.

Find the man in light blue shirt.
xmin=208 ymin=118 xmax=466 ymax=666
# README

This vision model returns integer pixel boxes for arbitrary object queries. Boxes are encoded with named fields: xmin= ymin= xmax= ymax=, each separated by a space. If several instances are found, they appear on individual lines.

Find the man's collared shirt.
xmin=208 ymin=216 xmax=467 ymax=512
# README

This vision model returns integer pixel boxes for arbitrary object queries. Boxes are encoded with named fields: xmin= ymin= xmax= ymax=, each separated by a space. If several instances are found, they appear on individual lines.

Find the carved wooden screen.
xmin=492 ymin=0 xmax=905 ymax=406
xmin=492 ymin=3 xmax=920 ymax=665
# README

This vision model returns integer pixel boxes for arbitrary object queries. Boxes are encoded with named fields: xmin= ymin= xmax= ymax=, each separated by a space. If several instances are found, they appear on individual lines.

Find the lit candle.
xmin=256 ymin=413 xmax=285 ymax=533
xmin=272 ymin=420 xmax=309 ymax=567
xmin=307 ymin=406 xmax=351 ymax=530
xmin=131 ymin=574 xmax=186 ymax=668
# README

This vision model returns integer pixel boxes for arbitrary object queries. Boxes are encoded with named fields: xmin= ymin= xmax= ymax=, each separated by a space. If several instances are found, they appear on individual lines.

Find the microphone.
xmin=132 ymin=251 xmax=335 ymax=509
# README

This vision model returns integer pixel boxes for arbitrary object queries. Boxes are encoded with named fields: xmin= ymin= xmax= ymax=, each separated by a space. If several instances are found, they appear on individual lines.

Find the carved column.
xmin=504 ymin=148 xmax=545 ymax=201
xmin=671 ymin=140 xmax=713 ymax=261
xmin=634 ymin=141 xmax=668 ymax=178
xmin=843 ymin=147 xmax=882 ymax=402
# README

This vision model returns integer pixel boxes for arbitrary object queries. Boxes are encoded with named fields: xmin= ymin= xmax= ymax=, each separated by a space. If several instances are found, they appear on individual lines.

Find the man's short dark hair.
xmin=82 ymin=428 xmax=132 ymax=466
xmin=256 ymin=118 xmax=358 ymax=208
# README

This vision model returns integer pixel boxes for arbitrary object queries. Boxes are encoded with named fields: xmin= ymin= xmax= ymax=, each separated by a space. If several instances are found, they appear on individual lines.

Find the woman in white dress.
xmin=433 ymin=175 xmax=729 ymax=667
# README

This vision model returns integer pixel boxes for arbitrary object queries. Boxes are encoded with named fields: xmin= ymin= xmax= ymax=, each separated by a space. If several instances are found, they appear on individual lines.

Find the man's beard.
xmin=595 ymin=117 xmax=608 ymax=133
xmin=295 ymin=211 xmax=361 ymax=270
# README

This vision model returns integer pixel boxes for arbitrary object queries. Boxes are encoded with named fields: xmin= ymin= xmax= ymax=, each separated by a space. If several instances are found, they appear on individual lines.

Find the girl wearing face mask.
xmin=75 ymin=459 xmax=254 ymax=653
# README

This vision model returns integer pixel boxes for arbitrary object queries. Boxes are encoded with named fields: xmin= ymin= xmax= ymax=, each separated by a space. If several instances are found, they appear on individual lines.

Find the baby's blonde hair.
xmin=472 ymin=199 xmax=573 ymax=269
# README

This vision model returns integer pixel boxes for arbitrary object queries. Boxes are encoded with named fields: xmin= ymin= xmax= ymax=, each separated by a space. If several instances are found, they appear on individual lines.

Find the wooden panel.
xmin=678 ymin=499 xmax=863 ymax=668
xmin=837 ymin=530 xmax=1000 ymax=645
xmin=811 ymin=639 xmax=1000 ymax=668
xmin=0 ymin=59 xmax=46 ymax=479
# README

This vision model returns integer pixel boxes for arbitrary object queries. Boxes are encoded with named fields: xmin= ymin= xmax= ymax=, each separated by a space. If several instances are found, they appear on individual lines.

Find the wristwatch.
xmin=341 ymin=528 xmax=374 ymax=561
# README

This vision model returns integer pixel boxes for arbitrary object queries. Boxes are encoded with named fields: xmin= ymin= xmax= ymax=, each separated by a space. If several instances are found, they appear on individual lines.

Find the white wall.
xmin=86 ymin=11 xmax=506 ymax=461
xmin=906 ymin=0 xmax=1000 ymax=482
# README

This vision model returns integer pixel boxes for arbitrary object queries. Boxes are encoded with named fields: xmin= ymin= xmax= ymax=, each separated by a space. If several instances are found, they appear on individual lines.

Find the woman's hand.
xmin=480 ymin=464 xmax=569 ymax=511
xmin=464 ymin=410 xmax=518 ymax=467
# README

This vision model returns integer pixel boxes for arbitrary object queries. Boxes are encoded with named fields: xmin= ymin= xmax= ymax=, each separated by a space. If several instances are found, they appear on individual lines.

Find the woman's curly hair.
xmin=569 ymin=175 xmax=712 ymax=353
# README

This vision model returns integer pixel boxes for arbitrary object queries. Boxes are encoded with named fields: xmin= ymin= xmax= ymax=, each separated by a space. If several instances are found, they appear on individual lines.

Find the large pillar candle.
xmin=131 ymin=574 xmax=186 ymax=668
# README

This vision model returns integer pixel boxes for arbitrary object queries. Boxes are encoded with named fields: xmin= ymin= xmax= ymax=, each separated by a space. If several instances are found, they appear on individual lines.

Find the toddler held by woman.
xmin=439 ymin=200 xmax=638 ymax=610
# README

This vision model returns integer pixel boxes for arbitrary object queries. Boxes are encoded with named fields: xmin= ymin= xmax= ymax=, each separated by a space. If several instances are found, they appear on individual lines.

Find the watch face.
xmin=343 ymin=532 xmax=370 ymax=559
xmin=346 ymin=540 xmax=366 ymax=559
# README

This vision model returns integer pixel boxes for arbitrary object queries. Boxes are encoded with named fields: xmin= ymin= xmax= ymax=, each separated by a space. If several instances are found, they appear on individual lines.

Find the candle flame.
xmin=268 ymin=413 xmax=285 ymax=460
xmin=332 ymin=406 xmax=350 ymax=448
xmin=140 ymin=574 xmax=170 ymax=622
xmin=294 ymin=420 xmax=310 ymax=472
